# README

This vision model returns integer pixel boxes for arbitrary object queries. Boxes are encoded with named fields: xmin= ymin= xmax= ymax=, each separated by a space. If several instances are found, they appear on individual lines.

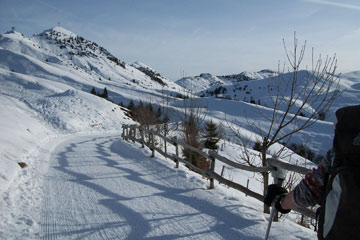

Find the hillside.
xmin=0 ymin=27 xmax=184 ymax=104
xmin=0 ymin=26 xmax=359 ymax=239
xmin=2 ymin=26 xmax=360 ymax=195
xmin=0 ymin=26 xmax=186 ymax=194
xmin=175 ymin=70 xmax=277 ymax=95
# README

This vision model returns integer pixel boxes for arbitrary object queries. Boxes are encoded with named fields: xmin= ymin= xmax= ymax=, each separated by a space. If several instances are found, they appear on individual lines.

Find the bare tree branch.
xmin=228 ymin=33 xmax=341 ymax=213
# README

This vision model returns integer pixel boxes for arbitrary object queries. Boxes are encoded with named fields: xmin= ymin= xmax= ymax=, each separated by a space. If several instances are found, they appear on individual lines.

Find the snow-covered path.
xmin=0 ymin=133 xmax=316 ymax=240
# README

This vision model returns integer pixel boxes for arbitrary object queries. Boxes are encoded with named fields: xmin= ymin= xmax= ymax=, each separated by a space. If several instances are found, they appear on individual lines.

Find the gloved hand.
xmin=264 ymin=184 xmax=291 ymax=214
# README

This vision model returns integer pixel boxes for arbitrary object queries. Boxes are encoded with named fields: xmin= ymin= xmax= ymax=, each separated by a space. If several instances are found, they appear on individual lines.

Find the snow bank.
xmin=0 ymin=95 xmax=53 ymax=194
xmin=0 ymin=67 xmax=135 ymax=195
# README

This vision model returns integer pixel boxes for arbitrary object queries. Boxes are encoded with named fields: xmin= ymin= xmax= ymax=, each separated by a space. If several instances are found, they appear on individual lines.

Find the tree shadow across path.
xmin=40 ymin=135 xmax=263 ymax=239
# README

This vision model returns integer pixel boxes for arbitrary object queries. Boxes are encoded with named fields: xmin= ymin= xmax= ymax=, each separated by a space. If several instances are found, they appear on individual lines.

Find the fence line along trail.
xmin=0 ymin=132 xmax=316 ymax=240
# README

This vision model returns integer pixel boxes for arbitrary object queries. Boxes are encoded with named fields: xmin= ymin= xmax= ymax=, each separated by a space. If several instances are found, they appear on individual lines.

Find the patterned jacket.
xmin=292 ymin=150 xmax=333 ymax=208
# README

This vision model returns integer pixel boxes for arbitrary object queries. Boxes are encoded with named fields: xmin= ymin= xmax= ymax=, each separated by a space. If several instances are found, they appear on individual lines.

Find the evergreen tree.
xmin=101 ymin=87 xmax=108 ymax=99
xmin=156 ymin=107 xmax=162 ymax=122
xmin=253 ymin=140 xmax=262 ymax=152
xmin=183 ymin=112 xmax=208 ymax=170
xmin=90 ymin=87 xmax=97 ymax=95
xmin=146 ymin=102 xmax=153 ymax=113
xmin=204 ymin=120 xmax=220 ymax=150
xmin=162 ymin=113 xmax=169 ymax=124
xmin=128 ymin=100 xmax=135 ymax=111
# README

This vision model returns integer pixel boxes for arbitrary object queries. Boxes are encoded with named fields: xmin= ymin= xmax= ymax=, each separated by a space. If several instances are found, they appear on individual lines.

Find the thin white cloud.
xmin=303 ymin=0 xmax=360 ymax=10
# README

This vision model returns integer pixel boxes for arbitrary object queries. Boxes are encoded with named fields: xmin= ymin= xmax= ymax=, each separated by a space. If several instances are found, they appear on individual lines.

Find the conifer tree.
xmin=156 ymin=107 xmax=162 ymax=121
xmin=183 ymin=112 xmax=208 ymax=170
xmin=90 ymin=87 xmax=96 ymax=95
xmin=146 ymin=102 xmax=153 ymax=113
xmin=204 ymin=120 xmax=219 ymax=150
xmin=101 ymin=87 xmax=108 ymax=99
xmin=162 ymin=113 xmax=169 ymax=124
xmin=128 ymin=100 xmax=135 ymax=111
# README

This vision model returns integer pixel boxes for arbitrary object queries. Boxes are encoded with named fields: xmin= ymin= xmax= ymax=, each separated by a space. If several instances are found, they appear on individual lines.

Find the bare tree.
xmin=175 ymin=74 xmax=209 ymax=169
xmin=131 ymin=100 xmax=159 ymax=143
xmin=232 ymin=33 xmax=341 ymax=213
xmin=154 ymin=87 xmax=173 ymax=152
xmin=174 ymin=71 xmax=208 ymax=133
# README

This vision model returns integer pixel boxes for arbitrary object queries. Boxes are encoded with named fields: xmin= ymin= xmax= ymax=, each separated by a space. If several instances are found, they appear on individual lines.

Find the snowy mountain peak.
xmin=3 ymin=29 xmax=23 ymax=37
xmin=1 ymin=28 xmax=30 ymax=44
xmin=42 ymin=26 xmax=77 ymax=40
xmin=221 ymin=70 xmax=277 ymax=82
xmin=176 ymin=73 xmax=225 ymax=93
xmin=30 ymin=26 xmax=128 ymax=70
xmin=175 ymin=70 xmax=279 ymax=94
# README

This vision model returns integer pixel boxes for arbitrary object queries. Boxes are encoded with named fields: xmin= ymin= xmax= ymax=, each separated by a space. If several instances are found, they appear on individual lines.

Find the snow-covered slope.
xmin=1 ymin=25 xmax=360 ymax=239
xmin=175 ymin=69 xmax=360 ymax=164
xmin=2 ymin=25 xmax=360 ymax=193
xmin=175 ymin=70 xmax=277 ymax=94
xmin=0 ymin=27 xmax=184 ymax=103
xmin=0 ymin=26 xmax=186 ymax=195
xmin=2 ymin=26 xmax=360 ymax=195
xmin=178 ymin=68 xmax=358 ymax=120
xmin=221 ymin=69 xmax=277 ymax=82
xmin=131 ymin=61 xmax=172 ymax=87
xmin=176 ymin=73 xmax=226 ymax=93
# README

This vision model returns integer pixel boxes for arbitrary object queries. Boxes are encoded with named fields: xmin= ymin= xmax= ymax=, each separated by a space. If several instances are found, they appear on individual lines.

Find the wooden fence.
xmin=122 ymin=124 xmax=316 ymax=219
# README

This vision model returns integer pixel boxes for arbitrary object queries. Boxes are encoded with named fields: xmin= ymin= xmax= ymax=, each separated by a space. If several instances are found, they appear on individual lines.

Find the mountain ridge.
xmin=0 ymin=27 xmax=184 ymax=103
xmin=175 ymin=70 xmax=278 ymax=94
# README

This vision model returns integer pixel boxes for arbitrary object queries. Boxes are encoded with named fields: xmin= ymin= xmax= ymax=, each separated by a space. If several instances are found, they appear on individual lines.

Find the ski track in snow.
xmin=0 ymin=133 xmax=316 ymax=240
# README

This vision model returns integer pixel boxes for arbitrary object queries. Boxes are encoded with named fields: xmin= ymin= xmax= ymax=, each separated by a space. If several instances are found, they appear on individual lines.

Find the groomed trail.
xmin=0 ymin=133 xmax=315 ymax=240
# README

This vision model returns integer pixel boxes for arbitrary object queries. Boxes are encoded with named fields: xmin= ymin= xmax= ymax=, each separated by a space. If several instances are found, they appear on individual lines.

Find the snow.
xmin=176 ymin=73 xmax=226 ymax=93
xmin=176 ymin=71 xmax=277 ymax=95
xmin=0 ymin=133 xmax=316 ymax=239
xmin=131 ymin=61 xmax=157 ymax=72
xmin=1 ymin=26 xmax=359 ymax=239
xmin=49 ymin=26 xmax=78 ymax=39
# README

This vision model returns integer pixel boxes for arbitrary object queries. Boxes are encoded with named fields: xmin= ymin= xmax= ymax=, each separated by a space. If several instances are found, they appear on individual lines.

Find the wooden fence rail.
xmin=122 ymin=124 xmax=316 ymax=219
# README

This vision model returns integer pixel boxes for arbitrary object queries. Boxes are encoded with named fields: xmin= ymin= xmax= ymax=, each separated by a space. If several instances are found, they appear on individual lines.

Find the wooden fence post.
xmin=174 ymin=136 xmax=179 ymax=168
xmin=246 ymin=179 xmax=250 ymax=197
xmin=125 ymin=126 xmax=129 ymax=141
xmin=131 ymin=125 xmax=136 ymax=143
xmin=209 ymin=151 xmax=216 ymax=189
xmin=151 ymin=132 xmax=155 ymax=158
xmin=140 ymin=128 xmax=145 ymax=148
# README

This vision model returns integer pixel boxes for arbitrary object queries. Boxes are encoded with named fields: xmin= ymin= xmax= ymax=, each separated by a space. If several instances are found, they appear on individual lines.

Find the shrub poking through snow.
xmin=18 ymin=162 xmax=28 ymax=168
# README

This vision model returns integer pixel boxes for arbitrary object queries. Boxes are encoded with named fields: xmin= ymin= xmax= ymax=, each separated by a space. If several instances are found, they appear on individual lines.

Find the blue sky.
xmin=1 ymin=0 xmax=359 ymax=80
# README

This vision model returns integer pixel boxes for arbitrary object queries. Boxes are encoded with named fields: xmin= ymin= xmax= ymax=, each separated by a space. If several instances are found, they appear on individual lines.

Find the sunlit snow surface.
xmin=1 ymin=27 xmax=359 ymax=239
